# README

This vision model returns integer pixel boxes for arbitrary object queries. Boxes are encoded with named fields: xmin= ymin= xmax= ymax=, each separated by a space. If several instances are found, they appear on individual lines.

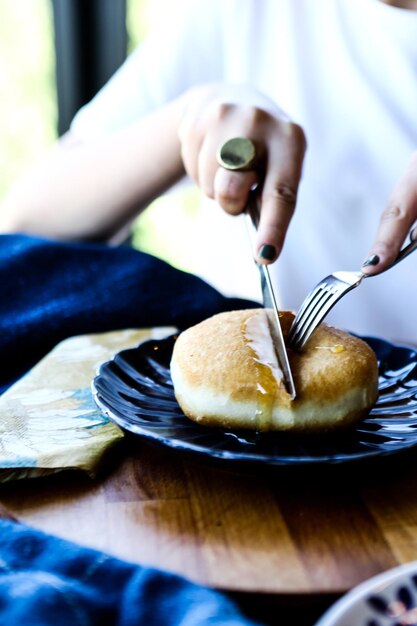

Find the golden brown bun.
xmin=170 ymin=309 xmax=379 ymax=433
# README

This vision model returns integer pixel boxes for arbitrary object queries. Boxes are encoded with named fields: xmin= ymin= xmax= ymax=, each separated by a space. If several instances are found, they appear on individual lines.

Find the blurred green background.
xmin=0 ymin=0 xmax=201 ymax=272
xmin=0 ymin=0 xmax=55 ymax=202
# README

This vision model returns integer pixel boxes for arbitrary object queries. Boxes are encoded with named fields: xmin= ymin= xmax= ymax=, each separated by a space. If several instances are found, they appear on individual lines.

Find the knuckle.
xmin=241 ymin=109 xmax=306 ymax=145
xmin=239 ymin=106 xmax=282 ymax=136
xmin=381 ymin=202 xmax=408 ymax=223
xmin=267 ymin=183 xmax=298 ymax=207
xmin=211 ymin=102 xmax=236 ymax=123
xmin=244 ymin=106 xmax=272 ymax=127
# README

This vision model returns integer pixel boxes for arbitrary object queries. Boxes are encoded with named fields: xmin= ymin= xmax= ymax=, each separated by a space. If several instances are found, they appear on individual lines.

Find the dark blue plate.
xmin=92 ymin=335 xmax=417 ymax=468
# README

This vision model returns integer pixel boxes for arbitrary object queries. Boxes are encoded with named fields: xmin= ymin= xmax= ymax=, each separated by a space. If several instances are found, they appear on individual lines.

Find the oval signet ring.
xmin=216 ymin=137 xmax=257 ymax=171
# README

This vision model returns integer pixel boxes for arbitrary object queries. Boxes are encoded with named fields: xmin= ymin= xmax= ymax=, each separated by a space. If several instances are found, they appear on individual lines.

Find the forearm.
xmin=0 ymin=95 xmax=187 ymax=241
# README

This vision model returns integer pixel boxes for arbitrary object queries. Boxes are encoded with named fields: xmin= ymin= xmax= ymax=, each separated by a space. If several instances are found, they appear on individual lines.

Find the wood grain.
xmin=1 ymin=436 xmax=417 ymax=600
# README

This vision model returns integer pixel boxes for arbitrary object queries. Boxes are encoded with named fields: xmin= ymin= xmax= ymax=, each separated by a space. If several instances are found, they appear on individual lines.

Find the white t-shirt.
xmin=72 ymin=0 xmax=417 ymax=343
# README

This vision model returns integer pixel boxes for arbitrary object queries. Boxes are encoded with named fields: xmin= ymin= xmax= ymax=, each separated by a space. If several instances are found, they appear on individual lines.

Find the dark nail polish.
xmin=258 ymin=244 xmax=276 ymax=261
xmin=362 ymin=254 xmax=380 ymax=268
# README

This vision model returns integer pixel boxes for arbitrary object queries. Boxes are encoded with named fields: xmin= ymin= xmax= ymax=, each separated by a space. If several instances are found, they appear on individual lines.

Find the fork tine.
xmin=288 ymin=269 xmax=365 ymax=352
xmin=290 ymin=288 xmax=343 ymax=351
xmin=287 ymin=281 xmax=330 ymax=343
xmin=295 ymin=286 xmax=334 ymax=331
xmin=289 ymin=295 xmax=329 ymax=350
xmin=291 ymin=284 xmax=339 ymax=341
xmin=291 ymin=281 xmax=328 ymax=322
xmin=292 ymin=292 xmax=343 ymax=350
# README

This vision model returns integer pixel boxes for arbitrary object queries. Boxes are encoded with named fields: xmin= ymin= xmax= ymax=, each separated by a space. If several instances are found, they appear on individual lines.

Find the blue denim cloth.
xmin=0 ymin=519 xmax=263 ymax=626
xmin=0 ymin=234 xmax=257 ymax=392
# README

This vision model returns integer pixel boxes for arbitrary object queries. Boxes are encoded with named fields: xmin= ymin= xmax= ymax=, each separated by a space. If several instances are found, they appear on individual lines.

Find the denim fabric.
xmin=0 ymin=234 xmax=257 ymax=392
xmin=0 ymin=520 xmax=263 ymax=626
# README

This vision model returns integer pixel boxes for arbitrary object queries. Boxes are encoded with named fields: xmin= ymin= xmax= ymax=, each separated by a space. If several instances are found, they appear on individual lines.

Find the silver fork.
xmin=288 ymin=228 xmax=417 ymax=351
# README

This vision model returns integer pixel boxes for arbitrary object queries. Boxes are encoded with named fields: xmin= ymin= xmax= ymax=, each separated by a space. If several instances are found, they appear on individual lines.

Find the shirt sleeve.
xmin=70 ymin=0 xmax=226 ymax=140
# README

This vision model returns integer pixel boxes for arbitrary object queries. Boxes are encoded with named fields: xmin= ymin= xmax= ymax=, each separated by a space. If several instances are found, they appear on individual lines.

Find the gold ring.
xmin=216 ymin=137 xmax=257 ymax=171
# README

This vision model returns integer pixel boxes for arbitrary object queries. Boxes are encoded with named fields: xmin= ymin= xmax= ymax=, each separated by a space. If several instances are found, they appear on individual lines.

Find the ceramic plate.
xmin=92 ymin=334 xmax=417 ymax=468
xmin=314 ymin=560 xmax=417 ymax=626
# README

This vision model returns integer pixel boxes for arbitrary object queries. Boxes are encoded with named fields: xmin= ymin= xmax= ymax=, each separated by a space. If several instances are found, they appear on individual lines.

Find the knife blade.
xmin=245 ymin=195 xmax=296 ymax=399
xmin=258 ymin=263 xmax=296 ymax=399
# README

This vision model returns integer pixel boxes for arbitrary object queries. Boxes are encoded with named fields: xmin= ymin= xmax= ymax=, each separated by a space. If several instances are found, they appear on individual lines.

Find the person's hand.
xmin=362 ymin=151 xmax=417 ymax=275
xmin=179 ymin=84 xmax=307 ymax=264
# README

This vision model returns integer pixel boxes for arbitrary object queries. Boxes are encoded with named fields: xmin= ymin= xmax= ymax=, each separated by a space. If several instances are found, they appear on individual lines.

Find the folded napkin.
xmin=0 ymin=234 xmax=257 ymax=393
xmin=0 ymin=518 xmax=263 ymax=626
xmin=0 ymin=328 xmax=171 ymax=481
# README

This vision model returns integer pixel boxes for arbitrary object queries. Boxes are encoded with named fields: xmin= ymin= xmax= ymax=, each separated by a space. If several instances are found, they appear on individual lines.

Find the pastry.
xmin=170 ymin=309 xmax=379 ymax=432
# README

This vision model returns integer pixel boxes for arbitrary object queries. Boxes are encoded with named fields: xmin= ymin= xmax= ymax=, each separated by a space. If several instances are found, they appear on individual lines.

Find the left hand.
xmin=362 ymin=150 xmax=417 ymax=274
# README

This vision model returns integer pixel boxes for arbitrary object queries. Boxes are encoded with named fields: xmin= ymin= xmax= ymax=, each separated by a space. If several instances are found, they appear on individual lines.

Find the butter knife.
xmin=246 ymin=195 xmax=296 ymax=399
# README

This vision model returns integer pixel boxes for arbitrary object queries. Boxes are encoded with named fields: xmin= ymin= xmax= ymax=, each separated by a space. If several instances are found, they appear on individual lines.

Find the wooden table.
xmin=1 ymin=432 xmax=417 ymax=625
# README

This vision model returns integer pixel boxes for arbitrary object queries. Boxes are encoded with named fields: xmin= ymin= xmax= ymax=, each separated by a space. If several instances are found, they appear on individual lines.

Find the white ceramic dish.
xmin=315 ymin=561 xmax=417 ymax=626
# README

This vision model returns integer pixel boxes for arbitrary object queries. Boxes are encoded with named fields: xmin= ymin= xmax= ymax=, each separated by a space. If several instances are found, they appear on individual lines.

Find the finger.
xmin=196 ymin=132 xmax=225 ymax=198
xmin=213 ymin=167 xmax=258 ymax=215
xmin=179 ymin=99 xmax=241 ymax=189
xmin=180 ymin=137 xmax=201 ymax=184
xmin=255 ymin=124 xmax=306 ymax=263
xmin=362 ymin=153 xmax=417 ymax=275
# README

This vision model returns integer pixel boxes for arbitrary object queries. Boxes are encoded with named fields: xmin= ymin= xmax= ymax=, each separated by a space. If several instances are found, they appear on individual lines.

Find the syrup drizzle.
xmin=314 ymin=344 xmax=345 ymax=353
xmin=243 ymin=312 xmax=283 ymax=431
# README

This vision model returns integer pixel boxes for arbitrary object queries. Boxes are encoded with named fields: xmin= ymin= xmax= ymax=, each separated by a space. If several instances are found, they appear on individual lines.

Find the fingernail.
xmin=258 ymin=244 xmax=276 ymax=261
xmin=362 ymin=254 xmax=380 ymax=268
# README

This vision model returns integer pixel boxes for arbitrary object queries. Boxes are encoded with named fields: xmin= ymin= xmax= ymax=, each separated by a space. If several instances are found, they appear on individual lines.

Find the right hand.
xmin=178 ymin=83 xmax=307 ymax=263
